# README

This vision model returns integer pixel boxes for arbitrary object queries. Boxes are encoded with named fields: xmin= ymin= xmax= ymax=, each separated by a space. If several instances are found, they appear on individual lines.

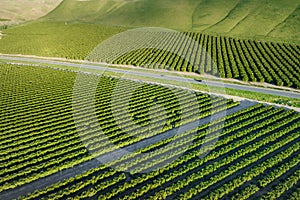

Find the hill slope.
xmin=0 ymin=0 xmax=62 ymax=25
xmin=43 ymin=0 xmax=300 ymax=41
xmin=44 ymin=0 xmax=199 ymax=31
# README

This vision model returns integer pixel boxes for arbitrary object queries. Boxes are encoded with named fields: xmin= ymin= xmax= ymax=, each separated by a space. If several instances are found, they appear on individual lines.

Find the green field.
xmin=110 ymin=32 xmax=300 ymax=88
xmin=1 ymin=1 xmax=300 ymax=199
xmin=1 ymin=63 xmax=299 ymax=199
xmin=0 ymin=0 xmax=299 ymax=89
xmin=43 ymin=0 xmax=300 ymax=42
xmin=2 ymin=59 xmax=298 ymax=108
xmin=0 ymin=22 xmax=299 ymax=88
xmin=0 ymin=22 xmax=125 ymax=59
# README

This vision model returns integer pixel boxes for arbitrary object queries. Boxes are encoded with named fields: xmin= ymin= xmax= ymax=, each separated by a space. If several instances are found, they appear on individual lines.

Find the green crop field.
xmin=0 ymin=0 xmax=299 ymax=89
xmin=0 ymin=22 xmax=299 ymax=88
xmin=0 ymin=22 xmax=125 ymax=59
xmin=0 ymin=63 xmax=299 ymax=199
xmin=1 ymin=1 xmax=300 ymax=199
xmin=107 ymin=32 xmax=300 ymax=88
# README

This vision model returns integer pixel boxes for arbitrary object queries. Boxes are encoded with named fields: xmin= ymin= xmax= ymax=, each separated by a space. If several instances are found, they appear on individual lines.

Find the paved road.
xmin=0 ymin=100 xmax=257 ymax=200
xmin=0 ymin=55 xmax=299 ymax=99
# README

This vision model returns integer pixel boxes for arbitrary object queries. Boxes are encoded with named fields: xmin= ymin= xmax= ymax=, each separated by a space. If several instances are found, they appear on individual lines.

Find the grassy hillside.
xmin=45 ymin=0 xmax=199 ymax=31
xmin=268 ymin=5 xmax=300 ymax=39
xmin=42 ymin=0 xmax=300 ymax=41
xmin=193 ymin=0 xmax=300 ymax=39
xmin=0 ymin=0 xmax=62 ymax=25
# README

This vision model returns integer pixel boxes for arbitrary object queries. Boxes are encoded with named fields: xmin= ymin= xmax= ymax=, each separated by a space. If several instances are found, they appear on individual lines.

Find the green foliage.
xmin=112 ymin=32 xmax=300 ymax=88
xmin=5 ymin=65 xmax=297 ymax=200
xmin=0 ymin=22 xmax=125 ymax=59
xmin=0 ymin=25 xmax=8 ymax=30
xmin=0 ymin=63 xmax=236 ymax=193
xmin=0 ymin=23 xmax=299 ymax=88
xmin=42 ymin=0 xmax=300 ymax=41
xmin=261 ymin=169 xmax=300 ymax=200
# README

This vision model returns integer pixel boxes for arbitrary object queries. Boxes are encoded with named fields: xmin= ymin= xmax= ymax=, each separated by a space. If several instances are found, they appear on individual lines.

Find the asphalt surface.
xmin=1 ymin=55 xmax=299 ymax=99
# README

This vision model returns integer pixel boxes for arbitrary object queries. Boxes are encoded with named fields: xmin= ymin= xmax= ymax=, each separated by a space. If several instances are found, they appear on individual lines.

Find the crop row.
xmin=19 ymin=104 xmax=300 ymax=199
xmin=104 ymin=32 xmax=300 ymax=88
xmin=0 ymin=64 xmax=236 ymax=192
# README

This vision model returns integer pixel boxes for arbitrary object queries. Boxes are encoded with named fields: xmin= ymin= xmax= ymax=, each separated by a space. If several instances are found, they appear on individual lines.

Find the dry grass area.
xmin=0 ymin=0 xmax=62 ymax=25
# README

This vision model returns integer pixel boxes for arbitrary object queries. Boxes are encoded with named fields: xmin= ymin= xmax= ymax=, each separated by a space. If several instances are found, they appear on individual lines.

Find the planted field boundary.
xmin=1 ymin=55 xmax=300 ymax=100
xmin=0 ymin=100 xmax=256 ymax=200
xmin=0 ymin=22 xmax=299 ymax=88
xmin=1 ymin=64 xmax=299 ymax=199
xmin=109 ymin=32 xmax=300 ymax=89
xmin=0 ymin=64 xmax=237 ymax=197
xmin=17 ymin=104 xmax=300 ymax=199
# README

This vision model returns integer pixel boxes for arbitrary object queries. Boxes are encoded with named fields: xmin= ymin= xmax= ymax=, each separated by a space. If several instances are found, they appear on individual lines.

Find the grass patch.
xmin=42 ymin=0 xmax=300 ymax=42
xmin=0 ymin=18 xmax=10 ymax=21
